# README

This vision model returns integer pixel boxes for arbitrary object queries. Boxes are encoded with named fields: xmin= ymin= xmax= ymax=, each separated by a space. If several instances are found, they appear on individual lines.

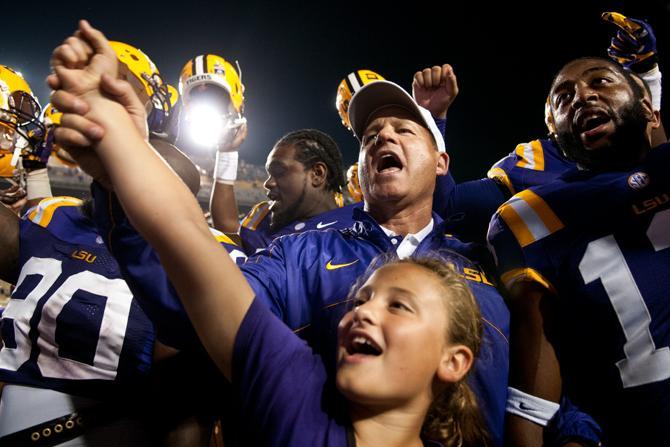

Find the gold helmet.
xmin=336 ymin=70 xmax=385 ymax=131
xmin=178 ymin=54 xmax=245 ymax=115
xmin=109 ymin=41 xmax=171 ymax=120
xmin=0 ymin=65 xmax=43 ymax=204
xmin=0 ymin=65 xmax=43 ymax=155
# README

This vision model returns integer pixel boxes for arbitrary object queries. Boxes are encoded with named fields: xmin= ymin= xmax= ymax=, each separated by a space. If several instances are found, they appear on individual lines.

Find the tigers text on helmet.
xmin=179 ymin=54 xmax=245 ymax=115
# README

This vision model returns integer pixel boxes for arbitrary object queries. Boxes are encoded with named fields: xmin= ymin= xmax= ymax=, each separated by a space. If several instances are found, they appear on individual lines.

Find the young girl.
xmin=50 ymin=21 xmax=492 ymax=446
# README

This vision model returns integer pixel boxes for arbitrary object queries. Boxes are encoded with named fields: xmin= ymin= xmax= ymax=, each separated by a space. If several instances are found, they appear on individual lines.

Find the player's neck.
xmin=365 ymin=199 xmax=433 ymax=237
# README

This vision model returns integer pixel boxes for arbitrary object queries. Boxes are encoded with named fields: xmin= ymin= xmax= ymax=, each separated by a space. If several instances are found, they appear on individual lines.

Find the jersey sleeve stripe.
xmin=530 ymin=140 xmax=545 ymax=171
xmin=241 ymin=202 xmax=270 ymax=230
xmin=514 ymin=140 xmax=545 ymax=171
xmin=487 ymin=167 xmax=516 ymax=195
xmin=208 ymin=228 xmax=238 ymax=246
xmin=27 ymin=197 xmax=83 ymax=228
xmin=498 ymin=201 xmax=536 ymax=247
xmin=515 ymin=143 xmax=534 ymax=169
xmin=500 ymin=190 xmax=563 ymax=247
xmin=500 ymin=267 xmax=556 ymax=293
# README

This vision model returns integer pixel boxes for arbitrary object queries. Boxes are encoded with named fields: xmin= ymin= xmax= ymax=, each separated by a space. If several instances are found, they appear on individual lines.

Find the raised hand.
xmin=602 ymin=12 xmax=657 ymax=73
xmin=412 ymin=64 xmax=459 ymax=120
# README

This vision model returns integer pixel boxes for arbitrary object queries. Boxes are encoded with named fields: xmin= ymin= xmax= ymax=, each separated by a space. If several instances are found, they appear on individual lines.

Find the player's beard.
xmin=556 ymin=100 xmax=650 ymax=171
xmin=269 ymin=181 xmax=307 ymax=232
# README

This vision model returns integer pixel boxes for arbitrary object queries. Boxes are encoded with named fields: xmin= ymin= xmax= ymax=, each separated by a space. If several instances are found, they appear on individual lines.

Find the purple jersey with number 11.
xmin=487 ymin=143 xmax=670 ymax=446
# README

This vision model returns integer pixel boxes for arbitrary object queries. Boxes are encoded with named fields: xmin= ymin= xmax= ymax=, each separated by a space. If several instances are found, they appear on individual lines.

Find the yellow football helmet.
xmin=346 ymin=162 xmax=363 ymax=203
xmin=336 ymin=70 xmax=385 ymax=131
xmin=110 ymin=41 xmax=171 ymax=117
xmin=178 ymin=54 xmax=245 ymax=115
xmin=0 ymin=65 xmax=43 ymax=155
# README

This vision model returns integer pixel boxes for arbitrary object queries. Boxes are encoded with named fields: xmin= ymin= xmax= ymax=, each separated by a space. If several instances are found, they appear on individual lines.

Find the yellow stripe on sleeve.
xmin=498 ymin=190 xmax=563 ymax=247
xmin=530 ymin=140 xmax=545 ymax=171
xmin=487 ymin=166 xmax=516 ymax=195
xmin=514 ymin=140 xmax=545 ymax=171
xmin=28 ymin=196 xmax=83 ymax=229
xmin=209 ymin=228 xmax=238 ymax=246
xmin=498 ymin=202 xmax=536 ymax=247
xmin=501 ymin=267 xmax=556 ymax=294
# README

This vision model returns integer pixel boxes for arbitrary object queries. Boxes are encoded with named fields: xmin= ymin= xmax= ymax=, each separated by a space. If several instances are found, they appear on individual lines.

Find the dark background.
xmin=3 ymin=0 xmax=668 ymax=181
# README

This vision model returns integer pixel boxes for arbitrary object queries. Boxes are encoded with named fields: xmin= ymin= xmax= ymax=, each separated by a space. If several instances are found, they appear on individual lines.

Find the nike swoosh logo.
xmin=326 ymin=259 xmax=359 ymax=270
xmin=316 ymin=221 xmax=337 ymax=229
xmin=518 ymin=402 xmax=535 ymax=411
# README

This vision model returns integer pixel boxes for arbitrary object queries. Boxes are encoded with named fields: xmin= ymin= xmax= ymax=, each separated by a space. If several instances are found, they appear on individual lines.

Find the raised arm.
xmin=52 ymin=20 xmax=253 ymax=379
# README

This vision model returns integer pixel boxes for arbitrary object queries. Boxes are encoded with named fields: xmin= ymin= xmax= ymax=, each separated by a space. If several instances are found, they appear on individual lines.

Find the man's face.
xmin=264 ymin=144 xmax=310 ymax=230
xmin=358 ymin=106 xmax=448 ymax=207
xmin=550 ymin=58 xmax=652 ymax=170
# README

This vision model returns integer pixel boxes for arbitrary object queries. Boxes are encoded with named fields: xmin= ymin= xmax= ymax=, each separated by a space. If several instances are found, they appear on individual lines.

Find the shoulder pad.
xmin=25 ymin=196 xmax=83 ymax=229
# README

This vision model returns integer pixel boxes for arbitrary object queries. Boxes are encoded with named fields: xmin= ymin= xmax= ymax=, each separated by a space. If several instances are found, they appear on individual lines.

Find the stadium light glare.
xmin=185 ymin=102 xmax=228 ymax=149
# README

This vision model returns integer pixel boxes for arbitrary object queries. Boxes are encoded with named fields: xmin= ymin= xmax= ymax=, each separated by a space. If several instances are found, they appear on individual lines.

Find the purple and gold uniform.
xmin=0 ymin=197 xmax=154 ymax=398
xmin=239 ymin=202 xmax=359 ymax=255
xmin=487 ymin=138 xmax=574 ymax=196
xmin=91 ymin=182 xmax=509 ymax=445
xmin=488 ymin=143 xmax=670 ymax=445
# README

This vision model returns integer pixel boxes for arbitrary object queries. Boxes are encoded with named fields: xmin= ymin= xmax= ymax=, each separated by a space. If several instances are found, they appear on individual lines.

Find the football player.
xmin=488 ymin=55 xmax=670 ymax=446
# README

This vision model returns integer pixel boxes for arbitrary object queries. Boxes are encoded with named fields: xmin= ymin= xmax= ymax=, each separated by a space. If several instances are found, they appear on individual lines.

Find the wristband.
xmin=640 ymin=65 xmax=662 ymax=111
xmin=506 ymin=386 xmax=560 ymax=427
xmin=214 ymin=151 xmax=239 ymax=185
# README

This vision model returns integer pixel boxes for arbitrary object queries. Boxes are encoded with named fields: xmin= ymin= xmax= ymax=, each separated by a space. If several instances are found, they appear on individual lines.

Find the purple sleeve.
xmin=232 ymin=298 xmax=348 ymax=446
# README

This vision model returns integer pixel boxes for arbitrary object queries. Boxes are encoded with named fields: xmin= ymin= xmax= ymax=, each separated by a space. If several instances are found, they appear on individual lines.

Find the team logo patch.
xmin=627 ymin=172 xmax=650 ymax=190
xmin=213 ymin=62 xmax=226 ymax=76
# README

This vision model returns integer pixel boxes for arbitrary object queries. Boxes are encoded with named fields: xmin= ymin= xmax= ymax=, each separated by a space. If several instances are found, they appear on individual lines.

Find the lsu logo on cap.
xmin=627 ymin=172 xmax=650 ymax=190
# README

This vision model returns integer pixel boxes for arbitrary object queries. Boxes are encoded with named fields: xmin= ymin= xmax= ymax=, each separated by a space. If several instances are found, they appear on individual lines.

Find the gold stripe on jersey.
xmin=208 ymin=227 xmax=238 ymax=246
xmin=487 ymin=166 xmax=516 ymax=195
xmin=514 ymin=140 xmax=545 ymax=171
xmin=241 ymin=201 xmax=270 ymax=230
xmin=27 ymin=196 xmax=83 ymax=229
xmin=498 ymin=189 xmax=563 ymax=247
xmin=501 ymin=267 xmax=555 ymax=294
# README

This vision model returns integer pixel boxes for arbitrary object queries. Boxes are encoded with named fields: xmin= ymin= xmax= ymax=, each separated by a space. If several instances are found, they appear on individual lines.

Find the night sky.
xmin=3 ymin=0 xmax=669 ymax=181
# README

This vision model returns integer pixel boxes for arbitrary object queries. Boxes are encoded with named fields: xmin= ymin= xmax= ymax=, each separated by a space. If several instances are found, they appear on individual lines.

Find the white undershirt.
xmin=380 ymin=219 xmax=434 ymax=259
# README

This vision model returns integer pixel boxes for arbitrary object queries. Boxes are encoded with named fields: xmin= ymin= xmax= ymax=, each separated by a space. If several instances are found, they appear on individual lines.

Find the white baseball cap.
xmin=347 ymin=80 xmax=446 ymax=153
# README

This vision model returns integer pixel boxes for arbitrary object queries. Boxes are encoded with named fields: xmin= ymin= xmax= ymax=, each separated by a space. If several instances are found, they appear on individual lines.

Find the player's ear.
xmin=310 ymin=162 xmax=327 ymax=188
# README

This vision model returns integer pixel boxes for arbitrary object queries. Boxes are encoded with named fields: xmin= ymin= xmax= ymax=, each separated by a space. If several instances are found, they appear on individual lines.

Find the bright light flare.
xmin=185 ymin=102 xmax=229 ymax=149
